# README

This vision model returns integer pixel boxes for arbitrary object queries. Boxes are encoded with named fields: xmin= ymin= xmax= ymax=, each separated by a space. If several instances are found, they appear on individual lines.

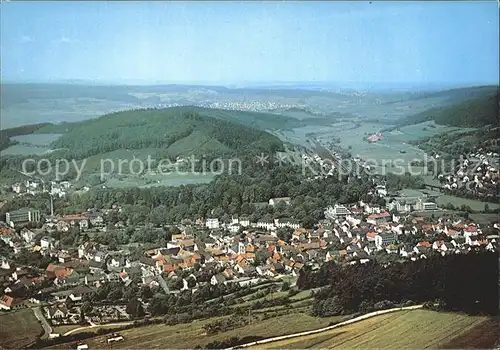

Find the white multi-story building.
xmin=324 ymin=204 xmax=351 ymax=219
xmin=274 ymin=218 xmax=300 ymax=229
xmin=376 ymin=185 xmax=387 ymax=197
xmin=414 ymin=199 xmax=438 ymax=211
xmin=387 ymin=200 xmax=413 ymax=213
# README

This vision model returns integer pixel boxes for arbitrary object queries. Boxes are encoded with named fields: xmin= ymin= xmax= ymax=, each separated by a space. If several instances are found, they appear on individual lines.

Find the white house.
xmin=256 ymin=265 xmax=275 ymax=277
xmin=239 ymin=218 xmax=250 ymax=227
xmin=21 ymin=228 xmax=36 ymax=244
xmin=376 ymin=184 xmax=387 ymax=197
xmin=1 ymin=257 xmax=10 ymax=270
xmin=94 ymin=251 xmax=108 ymax=263
xmin=269 ymin=197 xmax=291 ymax=206
xmin=227 ymin=224 xmax=241 ymax=233
xmin=274 ymin=218 xmax=300 ymax=229
xmin=254 ymin=220 xmax=275 ymax=231
xmin=210 ymin=274 xmax=227 ymax=285
xmin=374 ymin=232 xmax=397 ymax=250
xmin=206 ymin=218 xmax=220 ymax=230
xmin=40 ymin=236 xmax=56 ymax=249
xmin=12 ymin=183 xmax=24 ymax=194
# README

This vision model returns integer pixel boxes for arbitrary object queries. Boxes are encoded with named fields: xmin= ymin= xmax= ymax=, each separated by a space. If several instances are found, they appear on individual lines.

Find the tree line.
xmin=298 ymin=250 xmax=498 ymax=316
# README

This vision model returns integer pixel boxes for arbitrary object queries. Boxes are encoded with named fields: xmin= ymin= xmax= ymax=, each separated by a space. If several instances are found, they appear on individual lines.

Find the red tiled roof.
xmin=245 ymin=253 xmax=255 ymax=259
xmin=54 ymin=268 xmax=74 ymax=278
xmin=447 ymin=229 xmax=458 ymax=236
xmin=0 ymin=295 xmax=23 ymax=308
xmin=0 ymin=295 xmax=14 ymax=307
xmin=60 ymin=215 xmax=87 ymax=222
xmin=0 ymin=227 xmax=14 ymax=236
xmin=163 ymin=264 xmax=175 ymax=272
xmin=368 ymin=212 xmax=391 ymax=220
xmin=366 ymin=232 xmax=377 ymax=240
xmin=465 ymin=225 xmax=477 ymax=233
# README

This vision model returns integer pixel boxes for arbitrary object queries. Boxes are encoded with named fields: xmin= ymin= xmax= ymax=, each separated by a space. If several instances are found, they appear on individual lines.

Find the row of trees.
xmin=54 ymin=163 xmax=382 ymax=228
xmin=298 ymin=251 xmax=498 ymax=316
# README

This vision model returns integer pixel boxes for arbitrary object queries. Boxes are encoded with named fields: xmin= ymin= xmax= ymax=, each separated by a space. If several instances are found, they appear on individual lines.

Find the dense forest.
xmin=0 ymin=108 xmax=296 ymax=179
xmin=298 ymin=251 xmax=499 ymax=316
xmin=35 ymin=109 xmax=284 ymax=159
xmin=409 ymin=126 xmax=500 ymax=157
xmin=394 ymin=89 xmax=499 ymax=128
xmin=56 ymin=163 xmax=370 ymax=226
xmin=36 ymin=164 xmax=427 ymax=232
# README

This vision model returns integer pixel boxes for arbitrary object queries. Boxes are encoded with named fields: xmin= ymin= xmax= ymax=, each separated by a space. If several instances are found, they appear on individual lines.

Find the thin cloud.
xmin=52 ymin=36 xmax=78 ymax=45
xmin=20 ymin=35 xmax=34 ymax=43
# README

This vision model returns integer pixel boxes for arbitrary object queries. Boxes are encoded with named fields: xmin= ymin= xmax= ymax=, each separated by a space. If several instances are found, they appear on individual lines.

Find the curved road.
xmin=226 ymin=305 xmax=423 ymax=349
xmin=32 ymin=307 xmax=52 ymax=339
xmin=63 ymin=321 xmax=135 ymax=336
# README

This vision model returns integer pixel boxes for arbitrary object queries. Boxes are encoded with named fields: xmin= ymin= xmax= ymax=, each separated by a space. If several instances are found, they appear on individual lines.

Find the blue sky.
xmin=1 ymin=1 xmax=499 ymax=86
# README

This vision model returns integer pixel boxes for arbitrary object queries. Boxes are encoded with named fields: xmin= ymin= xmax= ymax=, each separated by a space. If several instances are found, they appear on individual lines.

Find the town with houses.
xmin=0 ymin=145 xmax=498 ymax=345
xmin=1 ymin=1 xmax=499 ymax=348
xmin=0 ymin=176 xmax=498 ymax=339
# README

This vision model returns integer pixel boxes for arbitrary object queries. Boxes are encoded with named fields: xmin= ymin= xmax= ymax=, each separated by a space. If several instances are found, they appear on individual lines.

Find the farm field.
xmin=436 ymin=195 xmax=500 ymax=211
xmin=469 ymin=213 xmax=500 ymax=225
xmin=229 ymin=291 xmax=289 ymax=308
xmin=441 ymin=317 xmax=500 ymax=349
xmin=289 ymin=290 xmax=312 ymax=301
xmin=0 ymin=309 xmax=43 ymax=349
xmin=278 ymin=120 xmax=473 ymax=174
xmin=256 ymin=310 xmax=489 ymax=349
xmin=397 ymin=187 xmax=500 ymax=213
xmin=11 ymin=133 xmax=63 ymax=146
xmin=1 ymin=143 xmax=53 ymax=156
xmin=140 ymin=173 xmax=215 ymax=188
xmin=1 ymin=97 xmax=139 ymax=129
xmin=47 ymin=312 xmax=343 ymax=349
xmin=47 ymin=147 xmax=215 ymax=188
xmin=1 ymin=133 xmax=63 ymax=156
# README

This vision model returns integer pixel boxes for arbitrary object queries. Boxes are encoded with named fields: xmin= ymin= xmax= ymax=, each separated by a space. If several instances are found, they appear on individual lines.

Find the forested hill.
xmin=39 ymin=107 xmax=284 ymax=159
xmin=394 ymin=88 xmax=499 ymax=128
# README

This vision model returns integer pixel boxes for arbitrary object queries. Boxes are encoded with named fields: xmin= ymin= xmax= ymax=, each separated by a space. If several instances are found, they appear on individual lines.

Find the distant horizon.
xmin=1 ymin=79 xmax=499 ymax=92
xmin=2 ymin=2 xmax=499 ymax=86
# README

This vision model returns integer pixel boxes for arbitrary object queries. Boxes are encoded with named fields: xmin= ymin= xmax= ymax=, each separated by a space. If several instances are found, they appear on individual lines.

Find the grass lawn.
xmin=257 ymin=310 xmax=489 ymax=349
xmin=252 ymin=298 xmax=313 ymax=315
xmin=52 ymin=324 xmax=82 ymax=335
xmin=290 ymin=290 xmax=312 ymax=301
xmin=230 ymin=291 xmax=289 ymax=308
xmin=436 ymin=195 xmax=500 ymax=211
xmin=469 ymin=213 xmax=500 ymax=225
xmin=0 ymin=309 xmax=43 ymax=349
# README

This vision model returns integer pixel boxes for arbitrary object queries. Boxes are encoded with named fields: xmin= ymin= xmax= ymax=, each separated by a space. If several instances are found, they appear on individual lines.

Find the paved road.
xmin=226 ymin=305 xmax=424 ymax=349
xmin=63 ymin=321 xmax=135 ymax=336
xmin=32 ymin=307 xmax=52 ymax=339
xmin=157 ymin=275 xmax=170 ymax=295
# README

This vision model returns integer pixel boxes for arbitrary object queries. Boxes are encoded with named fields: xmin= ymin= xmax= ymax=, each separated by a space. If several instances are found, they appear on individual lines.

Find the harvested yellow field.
xmin=255 ymin=310 xmax=489 ymax=349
